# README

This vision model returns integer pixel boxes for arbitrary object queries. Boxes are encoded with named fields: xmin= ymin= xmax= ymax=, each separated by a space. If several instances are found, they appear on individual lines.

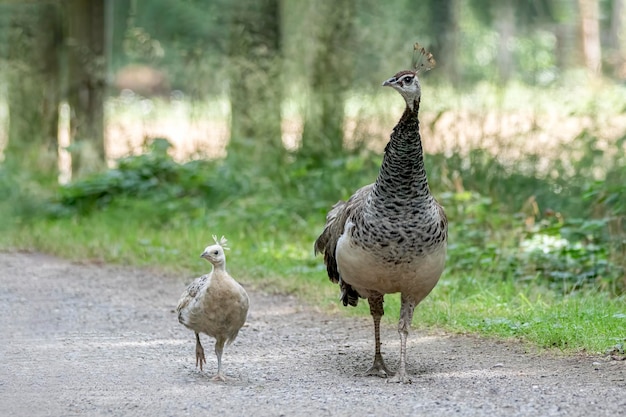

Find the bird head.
xmin=200 ymin=244 xmax=226 ymax=265
xmin=383 ymin=43 xmax=435 ymax=111
xmin=382 ymin=70 xmax=421 ymax=110
xmin=200 ymin=235 xmax=229 ymax=266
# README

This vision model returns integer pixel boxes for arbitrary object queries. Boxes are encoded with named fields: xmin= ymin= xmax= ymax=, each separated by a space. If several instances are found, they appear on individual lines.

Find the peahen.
xmin=314 ymin=45 xmax=447 ymax=384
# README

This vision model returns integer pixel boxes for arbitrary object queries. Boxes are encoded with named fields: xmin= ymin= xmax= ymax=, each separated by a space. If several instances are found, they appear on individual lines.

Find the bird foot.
xmin=211 ymin=373 xmax=228 ymax=382
xmin=387 ymin=370 xmax=412 ymax=384
xmin=195 ymin=347 xmax=206 ymax=371
xmin=361 ymin=355 xmax=393 ymax=378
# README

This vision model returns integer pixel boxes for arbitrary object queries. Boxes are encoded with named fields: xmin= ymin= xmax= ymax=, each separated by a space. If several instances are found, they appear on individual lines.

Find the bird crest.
xmin=212 ymin=235 xmax=230 ymax=251
xmin=412 ymin=43 xmax=436 ymax=74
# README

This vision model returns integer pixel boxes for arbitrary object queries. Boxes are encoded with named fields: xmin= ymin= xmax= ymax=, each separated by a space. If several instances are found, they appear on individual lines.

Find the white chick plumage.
xmin=176 ymin=236 xmax=249 ymax=381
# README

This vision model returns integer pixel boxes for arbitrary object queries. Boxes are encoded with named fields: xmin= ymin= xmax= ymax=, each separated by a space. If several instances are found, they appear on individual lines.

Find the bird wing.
xmin=176 ymin=274 xmax=209 ymax=313
xmin=314 ymin=184 xmax=373 ymax=306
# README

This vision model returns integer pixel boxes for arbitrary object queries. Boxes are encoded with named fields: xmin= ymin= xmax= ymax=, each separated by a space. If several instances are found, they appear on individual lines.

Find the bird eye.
xmin=213 ymin=250 xmax=219 ymax=255
xmin=402 ymin=76 xmax=414 ymax=85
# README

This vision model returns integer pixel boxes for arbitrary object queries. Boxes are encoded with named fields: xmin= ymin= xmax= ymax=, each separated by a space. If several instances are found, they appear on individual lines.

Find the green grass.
xmin=416 ymin=277 xmax=625 ymax=353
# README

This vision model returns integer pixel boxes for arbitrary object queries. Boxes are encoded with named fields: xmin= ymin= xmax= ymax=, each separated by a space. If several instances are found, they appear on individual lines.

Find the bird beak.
xmin=200 ymin=251 xmax=206 ymax=258
xmin=382 ymin=77 xmax=395 ymax=87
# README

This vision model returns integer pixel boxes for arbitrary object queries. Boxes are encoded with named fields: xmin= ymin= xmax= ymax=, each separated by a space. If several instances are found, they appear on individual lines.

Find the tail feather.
xmin=340 ymin=278 xmax=360 ymax=307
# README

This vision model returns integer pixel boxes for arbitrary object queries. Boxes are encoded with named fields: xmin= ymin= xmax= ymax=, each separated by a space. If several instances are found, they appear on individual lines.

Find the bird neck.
xmin=370 ymin=98 xmax=432 ymax=206
xmin=211 ymin=262 xmax=226 ymax=274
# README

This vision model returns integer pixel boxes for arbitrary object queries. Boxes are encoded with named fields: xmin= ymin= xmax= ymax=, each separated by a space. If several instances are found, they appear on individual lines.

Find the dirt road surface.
xmin=0 ymin=251 xmax=624 ymax=416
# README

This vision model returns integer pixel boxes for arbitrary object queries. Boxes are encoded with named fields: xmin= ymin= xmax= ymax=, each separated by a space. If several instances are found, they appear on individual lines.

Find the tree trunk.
xmin=108 ymin=0 xmax=131 ymax=74
xmin=553 ymin=20 xmax=578 ymax=72
xmin=4 ymin=2 xmax=62 ymax=183
xmin=494 ymin=0 xmax=515 ymax=84
xmin=427 ymin=0 xmax=460 ymax=86
xmin=578 ymin=0 xmax=602 ymax=75
xmin=66 ymin=0 xmax=106 ymax=178
xmin=608 ymin=0 xmax=626 ymax=79
xmin=300 ymin=0 xmax=354 ymax=163
xmin=227 ymin=0 xmax=283 ymax=166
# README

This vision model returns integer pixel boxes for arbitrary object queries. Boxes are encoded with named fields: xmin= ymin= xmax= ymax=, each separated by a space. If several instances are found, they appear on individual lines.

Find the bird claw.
xmin=195 ymin=348 xmax=206 ymax=371
xmin=387 ymin=372 xmax=412 ymax=384
xmin=362 ymin=366 xmax=392 ymax=378
xmin=195 ymin=355 xmax=206 ymax=371
xmin=361 ymin=355 xmax=393 ymax=378
xmin=211 ymin=373 xmax=227 ymax=382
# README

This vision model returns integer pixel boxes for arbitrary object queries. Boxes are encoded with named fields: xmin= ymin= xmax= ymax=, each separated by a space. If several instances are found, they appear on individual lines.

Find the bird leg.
xmin=195 ymin=332 xmax=206 ymax=371
xmin=212 ymin=338 xmax=227 ymax=382
xmin=363 ymin=293 xmax=392 ymax=378
xmin=388 ymin=294 xmax=416 ymax=384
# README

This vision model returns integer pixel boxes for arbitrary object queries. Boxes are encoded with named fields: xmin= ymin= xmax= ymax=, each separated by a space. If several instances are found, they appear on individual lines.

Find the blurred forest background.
xmin=0 ymin=1 xmax=624 ymax=350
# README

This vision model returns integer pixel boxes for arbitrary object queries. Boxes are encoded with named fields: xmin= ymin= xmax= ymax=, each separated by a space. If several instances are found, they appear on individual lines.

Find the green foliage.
xmin=0 ymin=163 xmax=56 ymax=226
xmin=518 ymin=217 xmax=623 ymax=294
xmin=49 ymin=134 xmax=382 ymax=221
xmin=582 ymin=146 xmax=626 ymax=292
xmin=584 ymin=138 xmax=626 ymax=218
xmin=442 ymin=191 xmax=624 ymax=297
xmin=50 ymin=138 xmax=214 ymax=217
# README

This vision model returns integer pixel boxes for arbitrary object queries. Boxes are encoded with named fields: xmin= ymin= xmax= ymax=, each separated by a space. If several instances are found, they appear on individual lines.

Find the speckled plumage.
xmin=176 ymin=238 xmax=249 ymax=381
xmin=314 ymin=67 xmax=447 ymax=383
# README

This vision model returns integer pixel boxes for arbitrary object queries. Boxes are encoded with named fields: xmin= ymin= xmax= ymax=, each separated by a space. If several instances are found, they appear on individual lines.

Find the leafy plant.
xmin=49 ymin=138 xmax=215 ymax=216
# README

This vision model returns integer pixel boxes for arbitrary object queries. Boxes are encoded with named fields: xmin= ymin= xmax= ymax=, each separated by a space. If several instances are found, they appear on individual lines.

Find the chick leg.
xmin=195 ymin=332 xmax=206 ymax=371
xmin=363 ymin=293 xmax=392 ymax=378
xmin=388 ymin=295 xmax=415 ymax=384
xmin=212 ymin=338 xmax=227 ymax=382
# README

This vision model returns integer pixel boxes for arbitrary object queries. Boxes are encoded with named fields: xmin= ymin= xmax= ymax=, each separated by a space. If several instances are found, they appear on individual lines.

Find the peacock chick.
xmin=314 ymin=45 xmax=447 ymax=384
xmin=176 ymin=236 xmax=249 ymax=381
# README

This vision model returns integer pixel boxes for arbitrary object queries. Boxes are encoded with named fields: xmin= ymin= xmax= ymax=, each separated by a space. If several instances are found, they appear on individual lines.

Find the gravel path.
xmin=0 ymin=251 xmax=624 ymax=416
